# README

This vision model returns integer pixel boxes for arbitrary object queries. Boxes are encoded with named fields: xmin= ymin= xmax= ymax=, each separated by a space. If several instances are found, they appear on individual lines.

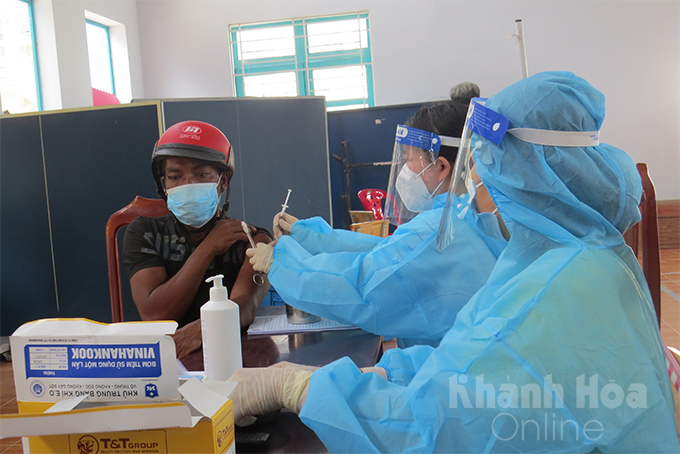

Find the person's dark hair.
xmin=404 ymin=100 xmax=469 ymax=165
xmin=449 ymin=81 xmax=480 ymax=103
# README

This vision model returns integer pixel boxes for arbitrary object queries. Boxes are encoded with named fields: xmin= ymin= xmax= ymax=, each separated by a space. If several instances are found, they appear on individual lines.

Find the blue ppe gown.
xmin=269 ymin=194 xmax=508 ymax=348
xmin=298 ymin=72 xmax=679 ymax=453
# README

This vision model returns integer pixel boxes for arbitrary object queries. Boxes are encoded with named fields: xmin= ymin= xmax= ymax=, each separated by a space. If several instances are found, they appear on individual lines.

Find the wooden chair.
xmin=623 ymin=163 xmax=661 ymax=327
xmin=349 ymin=210 xmax=376 ymax=224
xmin=350 ymin=219 xmax=390 ymax=238
xmin=106 ymin=196 xmax=169 ymax=322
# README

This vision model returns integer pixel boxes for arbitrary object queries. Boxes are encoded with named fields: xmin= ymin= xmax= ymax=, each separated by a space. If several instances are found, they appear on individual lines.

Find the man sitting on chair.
xmin=123 ymin=120 xmax=272 ymax=358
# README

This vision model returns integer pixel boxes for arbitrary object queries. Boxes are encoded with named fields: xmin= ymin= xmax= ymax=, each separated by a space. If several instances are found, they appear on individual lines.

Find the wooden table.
xmin=182 ymin=306 xmax=382 ymax=453
xmin=0 ymin=309 xmax=382 ymax=454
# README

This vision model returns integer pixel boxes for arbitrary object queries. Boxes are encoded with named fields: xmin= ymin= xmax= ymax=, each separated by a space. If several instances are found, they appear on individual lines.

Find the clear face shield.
xmin=435 ymin=99 xmax=508 ymax=249
xmin=436 ymin=98 xmax=601 ymax=250
xmin=384 ymin=125 xmax=459 ymax=225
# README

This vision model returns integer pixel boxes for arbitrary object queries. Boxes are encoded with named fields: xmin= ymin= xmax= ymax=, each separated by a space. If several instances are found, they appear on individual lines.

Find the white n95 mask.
xmin=395 ymin=164 xmax=439 ymax=213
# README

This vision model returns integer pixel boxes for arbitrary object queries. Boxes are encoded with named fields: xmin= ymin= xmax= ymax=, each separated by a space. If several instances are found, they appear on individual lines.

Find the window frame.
xmin=85 ymin=18 xmax=115 ymax=95
xmin=1 ymin=0 xmax=43 ymax=111
xmin=230 ymin=12 xmax=374 ymax=110
xmin=25 ymin=0 xmax=42 ymax=110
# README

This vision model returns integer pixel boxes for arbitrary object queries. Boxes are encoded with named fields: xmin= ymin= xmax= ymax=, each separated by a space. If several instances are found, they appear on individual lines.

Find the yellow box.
xmin=2 ymin=379 xmax=235 ymax=454
xmin=21 ymin=401 xmax=234 ymax=454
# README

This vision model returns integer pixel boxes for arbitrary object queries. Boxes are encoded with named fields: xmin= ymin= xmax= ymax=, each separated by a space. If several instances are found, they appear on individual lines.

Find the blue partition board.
xmin=0 ymin=100 xmax=422 ymax=334
xmin=40 ymin=105 xmax=161 ymax=325
xmin=1 ymin=115 xmax=58 ymax=334
xmin=326 ymin=103 xmax=422 ymax=228
xmin=162 ymin=98 xmax=331 ymax=232
xmin=1 ymin=98 xmax=330 ymax=334
xmin=0 ymin=105 xmax=161 ymax=334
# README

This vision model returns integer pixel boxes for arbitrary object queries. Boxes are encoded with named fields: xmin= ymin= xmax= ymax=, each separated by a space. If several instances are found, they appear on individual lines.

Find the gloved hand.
xmin=273 ymin=212 xmax=299 ymax=240
xmin=228 ymin=366 xmax=313 ymax=423
xmin=270 ymin=361 xmax=320 ymax=372
xmin=246 ymin=243 xmax=274 ymax=273
xmin=359 ymin=366 xmax=388 ymax=380
xmin=272 ymin=362 xmax=387 ymax=379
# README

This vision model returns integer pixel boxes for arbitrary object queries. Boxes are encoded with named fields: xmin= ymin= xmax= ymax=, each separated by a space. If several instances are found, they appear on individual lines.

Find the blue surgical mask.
xmin=166 ymin=182 xmax=220 ymax=228
xmin=472 ymin=206 xmax=507 ymax=241
xmin=458 ymin=178 xmax=483 ymax=219
xmin=463 ymin=177 xmax=507 ymax=241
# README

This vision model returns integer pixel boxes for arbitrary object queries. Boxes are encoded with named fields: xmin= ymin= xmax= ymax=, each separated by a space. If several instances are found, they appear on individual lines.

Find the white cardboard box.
xmin=10 ymin=318 xmax=180 ymax=403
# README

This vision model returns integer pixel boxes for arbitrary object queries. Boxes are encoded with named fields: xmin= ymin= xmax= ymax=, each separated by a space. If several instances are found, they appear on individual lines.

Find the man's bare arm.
xmin=131 ymin=219 xmax=250 ymax=321
xmin=230 ymin=232 xmax=272 ymax=326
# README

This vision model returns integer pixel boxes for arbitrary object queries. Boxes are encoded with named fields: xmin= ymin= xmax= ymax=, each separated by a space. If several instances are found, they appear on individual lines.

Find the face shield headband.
xmin=384 ymin=125 xmax=461 ymax=225
xmin=436 ymin=98 xmax=600 ymax=250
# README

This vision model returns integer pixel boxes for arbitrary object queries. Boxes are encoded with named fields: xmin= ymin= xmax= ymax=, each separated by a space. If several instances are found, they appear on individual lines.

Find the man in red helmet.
xmin=123 ymin=120 xmax=272 ymax=358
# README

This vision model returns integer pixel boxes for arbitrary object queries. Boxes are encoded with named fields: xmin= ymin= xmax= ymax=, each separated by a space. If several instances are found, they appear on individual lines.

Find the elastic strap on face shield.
xmin=507 ymin=128 xmax=600 ymax=147
xmin=439 ymin=136 xmax=461 ymax=148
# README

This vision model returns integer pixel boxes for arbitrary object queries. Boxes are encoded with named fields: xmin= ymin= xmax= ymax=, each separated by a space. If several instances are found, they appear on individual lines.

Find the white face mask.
xmin=395 ymin=163 xmax=444 ymax=213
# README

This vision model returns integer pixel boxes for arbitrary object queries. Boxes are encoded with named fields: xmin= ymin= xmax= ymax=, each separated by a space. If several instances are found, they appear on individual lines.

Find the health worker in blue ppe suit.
xmin=230 ymin=71 xmax=679 ymax=453
xmin=246 ymin=95 xmax=508 ymax=348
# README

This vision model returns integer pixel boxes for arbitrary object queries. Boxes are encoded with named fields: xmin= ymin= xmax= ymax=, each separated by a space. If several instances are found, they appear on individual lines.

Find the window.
xmin=230 ymin=12 xmax=374 ymax=111
xmin=0 ymin=0 xmax=41 ymax=113
xmin=86 ymin=19 xmax=115 ymax=95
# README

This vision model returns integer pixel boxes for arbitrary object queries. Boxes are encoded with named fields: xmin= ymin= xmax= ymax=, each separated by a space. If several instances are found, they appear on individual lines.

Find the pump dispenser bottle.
xmin=201 ymin=274 xmax=242 ymax=381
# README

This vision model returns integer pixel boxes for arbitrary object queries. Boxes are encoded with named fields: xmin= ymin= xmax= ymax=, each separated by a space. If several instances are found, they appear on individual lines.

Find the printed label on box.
xmin=25 ymin=343 xmax=162 ymax=378
xmin=68 ymin=430 xmax=167 ymax=454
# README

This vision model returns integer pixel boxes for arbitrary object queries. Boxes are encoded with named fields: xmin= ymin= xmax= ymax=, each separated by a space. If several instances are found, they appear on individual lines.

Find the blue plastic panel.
xmin=0 ymin=115 xmax=57 ymax=334
xmin=327 ymin=103 xmax=422 ymax=228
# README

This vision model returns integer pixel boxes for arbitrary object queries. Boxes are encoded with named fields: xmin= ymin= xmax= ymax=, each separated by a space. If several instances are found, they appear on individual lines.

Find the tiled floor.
xmin=660 ymin=248 xmax=680 ymax=350
xmin=1 ymin=250 xmax=679 ymax=453
xmin=0 ymin=361 xmax=20 ymax=454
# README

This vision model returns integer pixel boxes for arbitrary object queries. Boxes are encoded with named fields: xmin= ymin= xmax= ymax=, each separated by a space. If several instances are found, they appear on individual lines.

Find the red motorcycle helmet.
xmin=151 ymin=120 xmax=235 ymax=199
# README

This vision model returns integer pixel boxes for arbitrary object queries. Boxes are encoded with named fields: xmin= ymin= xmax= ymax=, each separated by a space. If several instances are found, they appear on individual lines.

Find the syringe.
xmin=241 ymin=221 xmax=256 ymax=248
xmin=242 ymin=221 xmax=265 ymax=286
xmin=280 ymin=189 xmax=292 ymax=217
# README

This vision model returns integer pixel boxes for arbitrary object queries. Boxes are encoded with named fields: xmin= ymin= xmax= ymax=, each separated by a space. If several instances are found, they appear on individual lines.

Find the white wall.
xmin=38 ymin=0 xmax=679 ymax=199
xmin=33 ymin=0 xmax=62 ymax=110
xmin=134 ymin=0 xmax=679 ymax=200
xmin=39 ymin=0 xmax=144 ymax=108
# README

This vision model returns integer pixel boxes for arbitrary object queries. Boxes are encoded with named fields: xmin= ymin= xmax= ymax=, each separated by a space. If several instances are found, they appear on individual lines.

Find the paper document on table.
xmin=247 ymin=313 xmax=357 ymax=335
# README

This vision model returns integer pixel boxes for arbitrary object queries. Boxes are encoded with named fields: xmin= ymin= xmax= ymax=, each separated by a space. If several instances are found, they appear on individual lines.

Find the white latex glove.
xmin=269 ymin=361 xmax=388 ymax=380
xmin=270 ymin=361 xmax=320 ymax=372
xmin=273 ymin=212 xmax=299 ymax=240
xmin=246 ymin=243 xmax=274 ymax=273
xmin=228 ymin=366 xmax=312 ymax=423
xmin=272 ymin=361 xmax=386 ymax=378
xmin=359 ymin=366 xmax=388 ymax=380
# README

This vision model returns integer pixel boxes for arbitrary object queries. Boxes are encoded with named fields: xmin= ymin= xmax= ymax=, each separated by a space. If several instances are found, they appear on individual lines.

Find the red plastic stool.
xmin=357 ymin=189 xmax=386 ymax=220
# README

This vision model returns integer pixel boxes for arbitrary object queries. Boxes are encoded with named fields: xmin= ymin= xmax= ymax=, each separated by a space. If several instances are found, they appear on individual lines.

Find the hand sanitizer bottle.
xmin=201 ymin=274 xmax=242 ymax=381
